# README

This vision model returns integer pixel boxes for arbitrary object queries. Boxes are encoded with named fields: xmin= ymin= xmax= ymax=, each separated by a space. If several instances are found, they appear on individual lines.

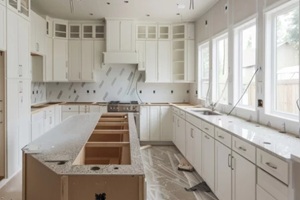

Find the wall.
xmin=46 ymin=64 xmax=190 ymax=103
xmin=31 ymin=82 xmax=47 ymax=104
xmin=191 ymin=0 xmax=300 ymax=135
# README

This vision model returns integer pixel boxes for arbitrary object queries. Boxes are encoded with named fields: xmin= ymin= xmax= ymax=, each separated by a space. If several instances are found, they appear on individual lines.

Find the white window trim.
xmin=212 ymin=32 xmax=229 ymax=105
xmin=265 ymin=0 xmax=299 ymax=121
xmin=198 ymin=41 xmax=210 ymax=100
xmin=234 ymin=19 xmax=257 ymax=111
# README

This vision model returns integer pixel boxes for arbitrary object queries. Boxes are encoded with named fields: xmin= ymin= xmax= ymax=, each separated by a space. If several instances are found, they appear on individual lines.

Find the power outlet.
xmin=258 ymin=99 xmax=263 ymax=107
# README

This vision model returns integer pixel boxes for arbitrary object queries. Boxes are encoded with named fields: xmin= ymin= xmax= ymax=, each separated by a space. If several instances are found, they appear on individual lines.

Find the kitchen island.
xmin=23 ymin=113 xmax=145 ymax=200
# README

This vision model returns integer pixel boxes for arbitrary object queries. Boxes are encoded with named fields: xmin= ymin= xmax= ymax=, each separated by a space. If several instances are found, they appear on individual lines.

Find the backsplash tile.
xmin=31 ymin=83 xmax=47 ymax=104
xmin=46 ymin=65 xmax=190 ymax=103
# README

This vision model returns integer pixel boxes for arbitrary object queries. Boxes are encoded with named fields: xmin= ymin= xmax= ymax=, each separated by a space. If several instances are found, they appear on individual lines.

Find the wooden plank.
xmin=99 ymin=118 xmax=127 ymax=122
xmin=86 ymin=142 xmax=130 ymax=148
xmin=97 ymin=122 xmax=128 ymax=126
xmin=92 ymin=130 xmax=129 ymax=134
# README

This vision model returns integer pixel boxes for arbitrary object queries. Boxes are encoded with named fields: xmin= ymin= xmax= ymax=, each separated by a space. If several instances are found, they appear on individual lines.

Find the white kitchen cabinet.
xmin=160 ymin=106 xmax=172 ymax=141
xmin=81 ymin=40 xmax=94 ymax=81
xmin=44 ymin=37 xmax=53 ymax=81
xmin=82 ymin=24 xmax=105 ymax=39
xmin=53 ymin=39 xmax=68 ymax=81
xmin=68 ymin=40 xmax=82 ymax=81
xmin=136 ymin=41 xmax=146 ymax=71
xmin=7 ymin=9 xmax=30 ymax=79
xmin=136 ymin=24 xmax=157 ymax=40
xmin=7 ymin=0 xmax=30 ymax=19
xmin=232 ymin=151 xmax=256 ymax=200
xmin=106 ymin=19 xmax=134 ymax=52
xmin=194 ymin=126 xmax=202 ymax=174
xmin=0 ymin=4 xmax=6 ymax=51
xmin=99 ymin=105 xmax=107 ymax=115
xmin=215 ymin=141 xmax=232 ymax=200
xmin=43 ymin=106 xmax=55 ymax=133
xmin=139 ymin=106 xmax=149 ymax=141
xmin=31 ymin=11 xmax=46 ymax=55
xmin=257 ymin=185 xmax=276 ymax=200
xmin=145 ymin=41 xmax=157 ymax=82
xmin=172 ymin=23 xmax=194 ymax=40
xmin=158 ymin=25 xmax=170 ymax=40
xmin=149 ymin=106 xmax=160 ymax=141
xmin=175 ymin=115 xmax=186 ymax=155
xmin=31 ymin=111 xmax=44 ymax=141
xmin=172 ymin=114 xmax=177 ymax=144
xmin=53 ymin=20 xmax=68 ymax=39
xmin=69 ymin=24 xmax=81 ymax=39
xmin=157 ymin=40 xmax=171 ymax=82
xmin=185 ymin=122 xmax=195 ymax=166
xmin=93 ymin=40 xmax=105 ymax=70
xmin=201 ymin=132 xmax=215 ymax=191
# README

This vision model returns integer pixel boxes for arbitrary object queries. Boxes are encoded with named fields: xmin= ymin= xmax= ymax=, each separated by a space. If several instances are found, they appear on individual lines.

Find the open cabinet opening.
xmin=73 ymin=113 xmax=131 ymax=166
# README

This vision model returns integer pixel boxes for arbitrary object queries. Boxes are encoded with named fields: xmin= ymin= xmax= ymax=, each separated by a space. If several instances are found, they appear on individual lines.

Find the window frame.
xmin=212 ymin=32 xmax=229 ymax=105
xmin=265 ymin=1 xmax=299 ymax=121
xmin=234 ymin=19 xmax=257 ymax=111
xmin=197 ymin=41 xmax=210 ymax=100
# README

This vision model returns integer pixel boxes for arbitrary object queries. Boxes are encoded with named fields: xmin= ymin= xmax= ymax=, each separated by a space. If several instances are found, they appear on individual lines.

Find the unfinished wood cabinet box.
xmin=74 ymin=113 xmax=131 ymax=165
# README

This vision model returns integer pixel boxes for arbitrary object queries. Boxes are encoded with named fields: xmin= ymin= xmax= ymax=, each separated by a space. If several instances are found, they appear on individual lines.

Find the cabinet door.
xmin=68 ymin=40 xmax=82 ymax=81
xmin=232 ymin=152 xmax=256 ymax=200
xmin=160 ymin=106 xmax=172 ymax=141
xmin=106 ymin=20 xmax=120 ymax=51
xmin=53 ymin=39 xmax=68 ymax=81
xmin=185 ymin=122 xmax=195 ymax=165
xmin=145 ymin=41 xmax=157 ymax=82
xmin=89 ymin=105 xmax=100 ymax=113
xmin=185 ymin=40 xmax=195 ymax=82
xmin=202 ymin=132 xmax=215 ymax=191
xmin=139 ymin=106 xmax=149 ymax=141
xmin=44 ymin=37 xmax=53 ymax=81
xmin=136 ymin=41 xmax=145 ymax=71
xmin=172 ymin=114 xmax=177 ymax=144
xmin=18 ymin=17 xmax=30 ymax=79
xmin=0 ymin=4 xmax=6 ymax=51
xmin=53 ymin=105 xmax=61 ymax=126
xmin=36 ymin=14 xmax=46 ymax=54
xmin=257 ymin=185 xmax=276 ymax=200
xmin=82 ymin=40 xmax=94 ymax=81
xmin=194 ymin=127 xmax=202 ymax=174
xmin=120 ymin=20 xmax=133 ymax=51
xmin=158 ymin=40 xmax=171 ymax=82
xmin=176 ymin=116 xmax=186 ymax=155
xmin=215 ymin=141 xmax=232 ymax=200
xmin=31 ymin=111 xmax=44 ymax=141
xmin=149 ymin=106 xmax=160 ymax=141
xmin=93 ymin=40 xmax=105 ymax=70
xmin=7 ymin=10 xmax=19 ymax=79
xmin=99 ymin=106 xmax=107 ymax=115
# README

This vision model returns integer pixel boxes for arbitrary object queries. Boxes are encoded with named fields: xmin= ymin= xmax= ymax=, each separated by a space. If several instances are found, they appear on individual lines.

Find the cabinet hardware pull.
xmin=231 ymin=156 xmax=234 ymax=170
xmin=218 ymin=135 xmax=225 ymax=139
xmin=238 ymin=146 xmax=247 ymax=151
xmin=204 ymin=135 xmax=209 ymax=139
xmin=228 ymin=154 xmax=231 ymax=168
xmin=266 ymin=162 xmax=277 ymax=170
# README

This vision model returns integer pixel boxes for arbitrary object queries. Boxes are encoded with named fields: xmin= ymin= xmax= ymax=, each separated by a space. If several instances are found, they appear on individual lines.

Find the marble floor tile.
xmin=140 ymin=146 xmax=218 ymax=200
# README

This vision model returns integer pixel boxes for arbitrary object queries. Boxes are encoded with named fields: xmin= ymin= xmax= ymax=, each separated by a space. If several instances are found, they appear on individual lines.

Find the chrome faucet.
xmin=210 ymin=102 xmax=218 ymax=111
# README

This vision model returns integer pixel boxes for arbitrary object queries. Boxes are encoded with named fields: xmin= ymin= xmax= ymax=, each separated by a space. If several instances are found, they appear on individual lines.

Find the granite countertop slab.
xmin=23 ymin=113 xmax=145 ymax=176
xmin=173 ymin=105 xmax=300 ymax=161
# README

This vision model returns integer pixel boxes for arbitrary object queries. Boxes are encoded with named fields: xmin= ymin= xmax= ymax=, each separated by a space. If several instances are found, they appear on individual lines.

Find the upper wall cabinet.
xmin=46 ymin=16 xmax=53 ymax=37
xmin=82 ymin=24 xmax=105 ymax=40
xmin=7 ymin=0 xmax=30 ymax=19
xmin=106 ymin=19 xmax=135 ymax=52
xmin=0 ymin=4 xmax=6 ymax=51
xmin=158 ymin=25 xmax=170 ymax=40
xmin=53 ymin=39 xmax=68 ymax=81
xmin=53 ymin=20 xmax=68 ymax=39
xmin=69 ymin=24 xmax=81 ymax=39
xmin=172 ymin=23 xmax=194 ymax=40
xmin=31 ymin=11 xmax=46 ymax=55
xmin=136 ymin=24 xmax=157 ymax=40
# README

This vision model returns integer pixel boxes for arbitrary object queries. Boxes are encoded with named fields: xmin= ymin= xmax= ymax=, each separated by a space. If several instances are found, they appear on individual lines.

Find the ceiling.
xmin=31 ymin=0 xmax=218 ymax=22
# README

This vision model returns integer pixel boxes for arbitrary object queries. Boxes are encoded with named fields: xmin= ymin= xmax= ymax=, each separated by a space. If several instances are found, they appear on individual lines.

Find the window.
xmin=213 ymin=33 xmax=229 ymax=104
xmin=198 ymin=42 xmax=210 ymax=99
xmin=234 ymin=20 xmax=257 ymax=109
xmin=266 ymin=2 xmax=299 ymax=118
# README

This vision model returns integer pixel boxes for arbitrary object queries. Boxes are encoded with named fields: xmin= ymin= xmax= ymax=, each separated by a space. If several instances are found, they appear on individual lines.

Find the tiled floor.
xmin=0 ymin=146 xmax=217 ymax=200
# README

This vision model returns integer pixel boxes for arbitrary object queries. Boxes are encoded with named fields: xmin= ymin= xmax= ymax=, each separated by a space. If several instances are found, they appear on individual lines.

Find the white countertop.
xmin=174 ymin=105 xmax=300 ymax=161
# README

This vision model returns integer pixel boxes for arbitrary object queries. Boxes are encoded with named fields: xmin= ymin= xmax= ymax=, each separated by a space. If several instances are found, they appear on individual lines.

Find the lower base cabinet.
xmin=257 ymin=185 xmax=276 ymax=200
xmin=201 ymin=132 xmax=214 ymax=191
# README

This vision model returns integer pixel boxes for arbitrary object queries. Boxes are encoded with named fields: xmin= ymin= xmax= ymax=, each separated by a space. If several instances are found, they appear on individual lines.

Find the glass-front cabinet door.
xmin=8 ymin=0 xmax=30 ymax=18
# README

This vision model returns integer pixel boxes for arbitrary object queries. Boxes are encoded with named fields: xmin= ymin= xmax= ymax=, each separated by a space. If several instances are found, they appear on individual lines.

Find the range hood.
xmin=103 ymin=52 xmax=138 ymax=64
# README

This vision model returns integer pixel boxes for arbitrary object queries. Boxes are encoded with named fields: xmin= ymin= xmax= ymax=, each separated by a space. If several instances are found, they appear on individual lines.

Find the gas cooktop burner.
xmin=107 ymin=101 xmax=140 ymax=112
xmin=109 ymin=101 xmax=139 ymax=105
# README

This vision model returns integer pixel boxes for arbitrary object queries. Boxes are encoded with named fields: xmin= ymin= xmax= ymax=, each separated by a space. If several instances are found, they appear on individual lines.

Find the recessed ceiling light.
xmin=90 ymin=13 xmax=93 ymax=16
xmin=177 ymin=4 xmax=185 ymax=9
xmin=176 ymin=13 xmax=180 ymax=15
xmin=107 ymin=2 xmax=110 ymax=5
xmin=146 ymin=14 xmax=150 ymax=17
xmin=124 ymin=1 xmax=129 ymax=3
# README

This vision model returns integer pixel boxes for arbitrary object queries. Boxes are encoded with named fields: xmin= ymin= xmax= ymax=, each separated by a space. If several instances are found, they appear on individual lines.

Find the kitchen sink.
xmin=190 ymin=110 xmax=221 ymax=116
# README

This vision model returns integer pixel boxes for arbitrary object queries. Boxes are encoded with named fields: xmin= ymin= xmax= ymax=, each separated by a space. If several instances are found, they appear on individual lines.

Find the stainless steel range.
xmin=107 ymin=101 xmax=140 ymax=112
xmin=107 ymin=101 xmax=140 ymax=137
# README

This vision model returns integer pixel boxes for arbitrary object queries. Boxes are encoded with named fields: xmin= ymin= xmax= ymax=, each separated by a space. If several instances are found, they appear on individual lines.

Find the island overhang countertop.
xmin=23 ymin=113 xmax=145 ymax=176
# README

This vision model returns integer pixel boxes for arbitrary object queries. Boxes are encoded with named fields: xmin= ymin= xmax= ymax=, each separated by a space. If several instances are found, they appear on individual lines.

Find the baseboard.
xmin=0 ymin=168 xmax=21 ymax=189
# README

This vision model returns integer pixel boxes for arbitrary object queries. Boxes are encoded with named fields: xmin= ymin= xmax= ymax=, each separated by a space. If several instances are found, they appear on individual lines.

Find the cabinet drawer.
xmin=215 ymin=127 xmax=231 ymax=148
xmin=257 ymin=168 xmax=288 ymax=200
xmin=179 ymin=110 xmax=185 ymax=119
xmin=232 ymin=136 xmax=256 ymax=163
xmin=186 ymin=113 xmax=202 ymax=129
xmin=79 ymin=105 xmax=89 ymax=112
xmin=201 ymin=120 xmax=214 ymax=137
xmin=172 ymin=107 xmax=179 ymax=115
xmin=62 ymin=105 xmax=79 ymax=112
xmin=257 ymin=149 xmax=289 ymax=185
